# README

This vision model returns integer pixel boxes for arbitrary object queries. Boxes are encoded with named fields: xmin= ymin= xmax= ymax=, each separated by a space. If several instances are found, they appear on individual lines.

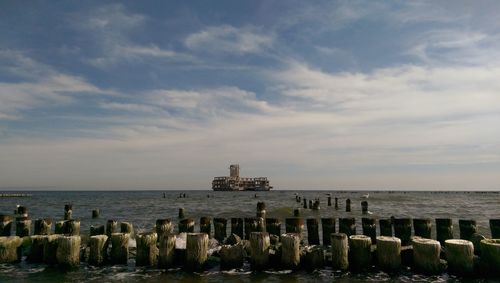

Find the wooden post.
xmin=445 ymin=239 xmax=474 ymax=276
xmin=156 ymin=219 xmax=173 ymax=240
xmin=293 ymin=208 xmax=300 ymax=217
xmin=435 ymin=218 xmax=453 ymax=245
xmin=136 ymin=232 xmax=159 ymax=267
xmin=186 ymin=233 xmax=209 ymax=271
xmin=265 ymin=218 xmax=281 ymax=237
xmin=120 ymin=222 xmax=134 ymax=235
xmin=43 ymin=234 xmax=60 ymax=265
xmin=303 ymin=245 xmax=324 ymax=271
xmin=303 ymin=198 xmax=307 ymax=209
xmin=346 ymin=199 xmax=351 ymax=212
xmin=17 ymin=206 xmax=28 ymax=217
xmin=88 ymin=235 xmax=108 ymax=266
xmin=470 ymin=233 xmax=485 ymax=256
xmin=327 ymin=196 xmax=332 ymax=206
xmin=220 ymin=243 xmax=244 ymax=270
xmin=179 ymin=218 xmax=195 ymax=233
xmin=64 ymin=204 xmax=72 ymax=220
xmin=231 ymin=218 xmax=244 ymax=239
xmin=250 ymin=232 xmax=270 ymax=270
xmin=308 ymin=200 xmax=313 ymax=209
xmin=0 ymin=236 xmax=23 ymax=263
xmin=490 ymin=219 xmax=500 ymax=238
xmin=348 ymin=235 xmax=372 ymax=271
xmin=54 ymin=221 xmax=64 ymax=234
xmin=34 ymin=218 xmax=52 ymax=235
xmin=379 ymin=219 xmax=392 ymax=236
xmin=62 ymin=219 xmax=80 ymax=236
xmin=256 ymin=202 xmax=266 ymax=219
xmin=331 ymin=233 xmax=349 ymax=270
xmin=362 ymin=218 xmax=376 ymax=244
xmin=459 ymin=219 xmax=477 ymax=241
xmin=361 ymin=201 xmax=368 ymax=214
xmin=110 ymin=232 xmax=129 ymax=264
xmin=393 ymin=218 xmax=412 ymax=246
xmin=480 ymin=239 xmax=500 ymax=276
xmin=285 ymin=218 xmax=305 ymax=240
xmin=200 ymin=217 xmax=212 ymax=236
xmin=90 ymin=225 xmax=105 ymax=236
xmin=0 ymin=215 xmax=13 ymax=236
xmin=413 ymin=219 xmax=432 ymax=239
xmin=158 ymin=233 xmax=176 ymax=269
xmin=92 ymin=209 xmax=100 ymax=219
xmin=339 ymin=217 xmax=356 ymax=237
xmin=321 ymin=218 xmax=335 ymax=246
xmin=412 ymin=237 xmax=443 ymax=274
xmin=245 ymin=217 xmax=265 ymax=239
xmin=335 ymin=197 xmax=339 ymax=210
xmin=15 ymin=216 xmax=31 ymax=237
xmin=56 ymin=235 xmax=81 ymax=269
xmin=281 ymin=233 xmax=300 ymax=270
xmin=106 ymin=220 xmax=118 ymax=238
xmin=312 ymin=200 xmax=320 ymax=210
xmin=307 ymin=218 xmax=320 ymax=245
xmin=27 ymin=235 xmax=46 ymax=263
xmin=178 ymin=208 xmax=185 ymax=219
xmin=213 ymin=218 xmax=227 ymax=242
xmin=376 ymin=236 xmax=401 ymax=271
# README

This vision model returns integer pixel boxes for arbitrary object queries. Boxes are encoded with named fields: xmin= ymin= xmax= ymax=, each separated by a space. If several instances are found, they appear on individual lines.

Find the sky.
xmin=0 ymin=1 xmax=499 ymax=190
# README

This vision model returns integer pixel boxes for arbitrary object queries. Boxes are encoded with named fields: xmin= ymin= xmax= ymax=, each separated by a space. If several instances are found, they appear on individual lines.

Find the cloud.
xmin=185 ymin=25 xmax=273 ymax=54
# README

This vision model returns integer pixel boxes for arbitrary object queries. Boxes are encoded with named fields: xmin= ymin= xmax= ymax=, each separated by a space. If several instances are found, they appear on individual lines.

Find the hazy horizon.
xmin=1 ymin=1 xmax=499 ymax=190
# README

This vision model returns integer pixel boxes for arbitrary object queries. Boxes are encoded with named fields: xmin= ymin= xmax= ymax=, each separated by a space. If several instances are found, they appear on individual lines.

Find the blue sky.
xmin=0 ymin=1 xmax=499 ymax=190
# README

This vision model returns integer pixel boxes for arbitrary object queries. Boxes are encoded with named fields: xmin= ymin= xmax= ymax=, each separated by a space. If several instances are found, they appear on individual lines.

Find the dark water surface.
xmin=0 ymin=190 xmax=499 ymax=282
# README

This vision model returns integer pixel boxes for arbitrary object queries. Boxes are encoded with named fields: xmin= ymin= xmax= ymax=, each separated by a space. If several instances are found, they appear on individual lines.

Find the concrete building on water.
xmin=212 ymin=164 xmax=272 ymax=191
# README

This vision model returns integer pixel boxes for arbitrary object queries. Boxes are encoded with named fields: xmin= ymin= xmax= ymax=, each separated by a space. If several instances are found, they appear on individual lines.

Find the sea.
xmin=0 ymin=190 xmax=499 ymax=282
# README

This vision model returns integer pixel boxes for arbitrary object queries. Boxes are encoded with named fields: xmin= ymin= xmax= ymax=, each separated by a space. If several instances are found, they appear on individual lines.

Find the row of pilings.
xmin=0 ymin=203 xmax=499 ymax=277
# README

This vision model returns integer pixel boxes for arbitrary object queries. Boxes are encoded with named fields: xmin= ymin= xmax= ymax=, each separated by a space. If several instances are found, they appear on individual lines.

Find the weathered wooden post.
xmin=308 ymin=200 xmax=313 ymax=209
xmin=156 ymin=219 xmax=173 ymax=240
xmin=245 ymin=218 xmax=257 ymax=239
xmin=158 ymin=233 xmax=176 ymax=269
xmin=120 ymin=222 xmax=134 ymax=235
xmin=303 ymin=245 xmax=325 ymax=271
xmin=17 ymin=206 xmax=28 ymax=217
xmin=435 ymin=218 xmax=453 ymax=245
xmin=285 ymin=218 xmax=305 ymax=240
xmin=92 ymin=209 xmax=100 ymax=219
xmin=54 ymin=221 xmax=64 ymax=234
xmin=15 ymin=216 xmax=31 ymax=237
xmin=42 ymin=234 xmax=60 ymax=265
xmin=361 ymin=201 xmax=368 ymax=214
xmin=186 ymin=233 xmax=209 ymax=271
xmin=362 ymin=218 xmax=376 ymax=244
xmin=312 ymin=200 xmax=320 ymax=210
xmin=56 ymin=235 xmax=81 ymax=269
xmin=90 ymin=225 xmax=105 ymax=236
xmin=293 ymin=208 xmax=300 ymax=217
xmin=470 ymin=233 xmax=485 ymax=256
xmin=346 ymin=199 xmax=351 ymax=212
xmin=34 ymin=218 xmax=52 ymax=235
xmin=106 ymin=220 xmax=118 ymax=238
xmin=379 ymin=219 xmax=392 ymax=237
xmin=179 ymin=218 xmax=195 ymax=233
xmin=256 ymin=202 xmax=266 ymax=219
xmin=178 ymin=208 xmax=185 ymax=219
xmin=348 ymin=235 xmax=372 ymax=271
xmin=62 ymin=219 xmax=80 ymax=236
xmin=265 ymin=218 xmax=281 ymax=237
xmin=27 ymin=235 xmax=46 ymax=263
xmin=321 ymin=218 xmax=335 ymax=246
xmin=303 ymin=198 xmax=307 ymax=209
xmin=64 ymin=204 xmax=72 ymax=220
xmin=489 ymin=219 xmax=500 ymax=238
xmin=335 ymin=197 xmax=339 ymax=210
xmin=307 ymin=218 xmax=320 ymax=245
xmin=413 ymin=219 xmax=432 ymax=239
xmin=220 ymin=243 xmax=244 ymax=270
xmin=412 ymin=237 xmax=443 ymax=274
xmin=231 ymin=218 xmax=244 ymax=239
xmin=331 ymin=233 xmax=349 ymax=270
xmin=136 ymin=232 xmax=159 ymax=267
xmin=393 ymin=218 xmax=412 ymax=246
xmin=328 ymin=196 xmax=332 ymax=206
xmin=376 ymin=236 xmax=401 ymax=271
xmin=480 ymin=239 xmax=500 ymax=276
xmin=281 ymin=233 xmax=300 ymax=270
xmin=459 ymin=220 xmax=477 ymax=241
xmin=0 ymin=236 xmax=23 ymax=263
xmin=200 ymin=217 xmax=212 ymax=236
xmin=88 ymin=235 xmax=108 ymax=266
xmin=339 ymin=217 xmax=356 ymax=237
xmin=250 ymin=232 xmax=270 ymax=270
xmin=445 ymin=239 xmax=474 ymax=276
xmin=110 ymin=233 xmax=129 ymax=264
xmin=0 ymin=215 xmax=13 ymax=236
xmin=213 ymin=218 xmax=227 ymax=242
